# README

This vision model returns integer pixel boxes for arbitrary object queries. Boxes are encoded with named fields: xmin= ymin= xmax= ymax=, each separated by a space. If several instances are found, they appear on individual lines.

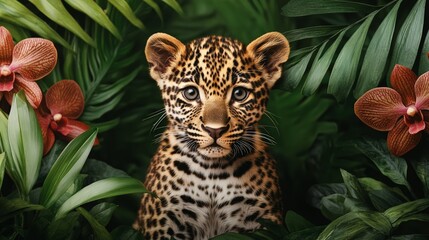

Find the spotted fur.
xmin=134 ymin=32 xmax=290 ymax=240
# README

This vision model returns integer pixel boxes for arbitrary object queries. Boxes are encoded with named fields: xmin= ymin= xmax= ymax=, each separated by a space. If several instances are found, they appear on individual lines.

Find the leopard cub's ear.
xmin=145 ymin=33 xmax=185 ymax=81
xmin=247 ymin=32 xmax=290 ymax=89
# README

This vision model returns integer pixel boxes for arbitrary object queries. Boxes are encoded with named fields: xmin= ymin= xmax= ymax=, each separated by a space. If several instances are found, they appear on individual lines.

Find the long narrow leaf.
xmin=302 ymin=31 xmax=345 ymax=95
xmin=388 ymin=0 xmax=426 ymax=77
xmin=55 ymin=177 xmax=147 ymax=220
xmin=29 ymin=0 xmax=95 ymax=46
xmin=162 ymin=0 xmax=184 ymax=16
xmin=77 ymin=207 xmax=112 ymax=240
xmin=0 ymin=153 xmax=5 ymax=189
xmin=418 ymin=30 xmax=429 ymax=75
xmin=107 ymin=0 xmax=144 ymax=29
xmin=8 ymin=91 xmax=43 ymax=196
xmin=40 ymin=128 xmax=98 ymax=208
xmin=284 ymin=25 xmax=344 ymax=42
xmin=283 ymin=0 xmax=376 ymax=17
xmin=283 ymin=52 xmax=313 ymax=90
xmin=384 ymin=199 xmax=429 ymax=227
xmin=0 ymin=0 xmax=70 ymax=49
xmin=64 ymin=0 xmax=122 ymax=40
xmin=143 ymin=0 xmax=163 ymax=21
xmin=0 ymin=111 xmax=16 ymax=188
xmin=327 ymin=14 xmax=374 ymax=102
xmin=354 ymin=1 xmax=401 ymax=97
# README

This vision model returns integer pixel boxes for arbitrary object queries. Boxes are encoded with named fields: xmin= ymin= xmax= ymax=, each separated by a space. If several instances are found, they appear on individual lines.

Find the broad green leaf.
xmin=0 ymin=111 xmax=18 ymax=191
xmin=327 ymin=14 xmax=374 ymax=102
xmin=8 ymin=91 xmax=43 ymax=196
xmin=413 ymin=158 xmax=429 ymax=197
xmin=47 ymin=212 xmax=80 ymax=240
xmin=162 ymin=0 xmax=184 ymax=16
xmin=317 ymin=211 xmax=385 ymax=240
xmin=90 ymin=202 xmax=118 ymax=226
xmin=38 ymin=141 xmax=67 ymax=184
xmin=111 ymin=226 xmax=144 ymax=240
xmin=107 ymin=0 xmax=144 ymax=29
xmin=388 ymin=0 xmax=426 ymax=77
xmin=211 ymin=232 xmax=254 ymax=240
xmin=418 ymin=30 xmax=429 ymax=75
xmin=55 ymin=177 xmax=147 ymax=220
xmin=302 ymin=31 xmax=345 ymax=95
xmin=359 ymin=178 xmax=408 ymax=211
xmin=390 ymin=213 xmax=429 ymax=225
xmin=307 ymin=183 xmax=347 ymax=208
xmin=354 ymin=1 xmax=401 ymax=98
xmin=320 ymin=194 xmax=369 ymax=220
xmin=285 ymin=211 xmax=314 ymax=232
xmin=0 ymin=153 xmax=4 ymax=189
xmin=286 ymin=226 xmax=325 ymax=240
xmin=384 ymin=199 xmax=429 ymax=227
xmin=355 ymin=138 xmax=411 ymax=192
xmin=143 ymin=0 xmax=163 ymax=21
xmin=64 ymin=0 xmax=122 ymax=40
xmin=77 ymin=207 xmax=112 ymax=240
xmin=355 ymin=211 xmax=391 ymax=236
xmin=29 ymin=0 xmax=95 ymax=46
xmin=283 ymin=52 xmax=313 ymax=90
xmin=81 ymin=159 xmax=128 ymax=183
xmin=340 ymin=169 xmax=369 ymax=203
xmin=284 ymin=25 xmax=343 ymax=42
xmin=0 ymin=0 xmax=70 ymax=48
xmin=40 ymin=128 xmax=98 ymax=208
xmin=0 ymin=197 xmax=44 ymax=223
xmin=283 ymin=0 xmax=376 ymax=17
xmin=391 ymin=235 xmax=429 ymax=240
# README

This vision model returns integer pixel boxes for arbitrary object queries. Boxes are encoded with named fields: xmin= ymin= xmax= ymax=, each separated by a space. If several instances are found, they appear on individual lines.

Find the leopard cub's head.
xmin=145 ymin=32 xmax=289 ymax=159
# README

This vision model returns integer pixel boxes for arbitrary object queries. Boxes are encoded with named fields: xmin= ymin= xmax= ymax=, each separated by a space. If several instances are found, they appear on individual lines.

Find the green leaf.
xmin=162 ymin=0 xmax=184 ymax=16
xmin=0 ymin=0 xmax=71 ymax=49
xmin=307 ymin=183 xmax=347 ymax=208
xmin=81 ymin=159 xmax=129 ymax=183
xmin=0 ymin=153 xmax=5 ymax=189
xmin=38 ymin=141 xmax=67 ymax=184
xmin=317 ymin=212 xmax=385 ymax=240
xmin=283 ymin=52 xmax=313 ymax=90
xmin=384 ymin=199 xmax=429 ymax=227
xmin=320 ymin=194 xmax=369 ymax=220
xmin=29 ymin=0 xmax=95 ymax=46
xmin=282 ymin=0 xmax=376 ymax=17
xmin=327 ymin=14 xmax=374 ymax=102
xmin=47 ymin=212 xmax=80 ymax=240
xmin=286 ymin=226 xmax=325 ymax=240
xmin=77 ymin=207 xmax=112 ymax=240
xmin=107 ymin=0 xmax=144 ymax=29
xmin=0 ymin=111 xmax=17 ymax=190
xmin=111 ymin=226 xmax=144 ymax=240
xmin=0 ymin=197 xmax=44 ymax=223
xmin=413 ymin=157 xmax=429 ymax=197
xmin=40 ymin=128 xmax=98 ymax=208
xmin=8 ymin=91 xmax=43 ymax=196
xmin=354 ymin=211 xmax=391 ymax=236
xmin=354 ymin=0 xmax=401 ymax=98
xmin=388 ymin=0 xmax=426 ymax=76
xmin=302 ymin=31 xmax=345 ymax=95
xmin=391 ymin=235 xmax=429 ymax=240
xmin=340 ymin=169 xmax=369 ymax=203
xmin=143 ymin=0 xmax=163 ymax=21
xmin=55 ymin=177 xmax=147 ymax=220
xmin=284 ymin=25 xmax=343 ymax=42
xmin=285 ymin=211 xmax=314 ymax=232
xmin=418 ymin=30 xmax=429 ymax=75
xmin=355 ymin=138 xmax=411 ymax=192
xmin=359 ymin=177 xmax=408 ymax=211
xmin=90 ymin=202 xmax=118 ymax=226
xmin=64 ymin=0 xmax=122 ymax=40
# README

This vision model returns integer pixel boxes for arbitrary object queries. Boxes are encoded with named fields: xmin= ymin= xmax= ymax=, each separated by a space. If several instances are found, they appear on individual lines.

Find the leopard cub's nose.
xmin=201 ymin=124 xmax=229 ymax=140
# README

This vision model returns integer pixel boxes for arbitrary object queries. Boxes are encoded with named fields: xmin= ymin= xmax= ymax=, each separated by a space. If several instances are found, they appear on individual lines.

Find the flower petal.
xmin=9 ymin=38 xmax=57 ymax=81
xmin=390 ymin=65 xmax=417 ymax=106
xmin=354 ymin=87 xmax=407 ymax=131
xmin=0 ymin=73 xmax=15 ymax=91
xmin=44 ymin=128 xmax=55 ymax=155
xmin=65 ymin=119 xmax=99 ymax=145
xmin=36 ymin=110 xmax=55 ymax=155
xmin=387 ymin=120 xmax=421 ymax=156
xmin=0 ymin=26 xmax=14 ymax=65
xmin=12 ymin=77 xmax=42 ymax=108
xmin=415 ymin=71 xmax=429 ymax=110
xmin=46 ymin=80 xmax=84 ymax=118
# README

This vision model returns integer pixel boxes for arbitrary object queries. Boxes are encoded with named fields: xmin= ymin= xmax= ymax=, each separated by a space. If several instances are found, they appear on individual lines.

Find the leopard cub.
xmin=134 ymin=32 xmax=290 ymax=240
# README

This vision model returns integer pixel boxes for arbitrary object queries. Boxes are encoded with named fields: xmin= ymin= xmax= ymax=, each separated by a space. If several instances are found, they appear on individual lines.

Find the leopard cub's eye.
xmin=232 ymin=87 xmax=249 ymax=102
xmin=182 ymin=86 xmax=199 ymax=101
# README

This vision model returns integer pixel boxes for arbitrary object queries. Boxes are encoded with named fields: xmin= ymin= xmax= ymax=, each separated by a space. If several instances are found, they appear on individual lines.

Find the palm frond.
xmin=282 ymin=0 xmax=428 ymax=102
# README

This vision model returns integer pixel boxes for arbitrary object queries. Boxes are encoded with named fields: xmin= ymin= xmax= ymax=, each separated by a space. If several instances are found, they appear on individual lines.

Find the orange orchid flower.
xmin=36 ymin=80 xmax=98 ymax=155
xmin=0 ymin=26 xmax=57 ymax=108
xmin=354 ymin=64 xmax=429 ymax=156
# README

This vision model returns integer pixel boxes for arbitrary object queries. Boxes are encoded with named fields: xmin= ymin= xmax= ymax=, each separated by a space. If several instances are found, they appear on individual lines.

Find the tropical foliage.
xmin=0 ymin=0 xmax=428 ymax=239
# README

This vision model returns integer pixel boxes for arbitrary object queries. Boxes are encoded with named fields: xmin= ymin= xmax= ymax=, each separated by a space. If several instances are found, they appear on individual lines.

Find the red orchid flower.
xmin=37 ymin=80 xmax=98 ymax=155
xmin=0 ymin=26 xmax=57 ymax=108
xmin=354 ymin=64 xmax=429 ymax=156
